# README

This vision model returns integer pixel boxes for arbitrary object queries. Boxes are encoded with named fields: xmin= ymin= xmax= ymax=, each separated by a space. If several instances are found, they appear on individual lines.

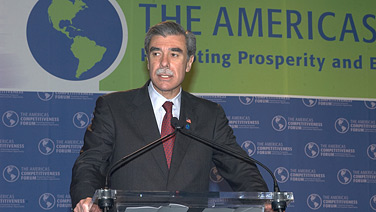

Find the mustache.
xmin=156 ymin=68 xmax=173 ymax=76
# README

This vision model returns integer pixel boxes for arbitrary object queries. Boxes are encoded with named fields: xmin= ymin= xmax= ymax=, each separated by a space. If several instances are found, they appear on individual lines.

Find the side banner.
xmin=1 ymin=0 xmax=376 ymax=99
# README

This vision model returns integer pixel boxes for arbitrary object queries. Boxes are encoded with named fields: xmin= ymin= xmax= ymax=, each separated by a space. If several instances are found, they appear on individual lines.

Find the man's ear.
xmin=185 ymin=55 xmax=195 ymax=73
xmin=146 ymin=56 xmax=150 ymax=70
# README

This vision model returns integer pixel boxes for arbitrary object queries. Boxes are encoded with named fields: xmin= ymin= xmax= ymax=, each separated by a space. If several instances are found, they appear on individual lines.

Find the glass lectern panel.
xmin=93 ymin=189 xmax=294 ymax=212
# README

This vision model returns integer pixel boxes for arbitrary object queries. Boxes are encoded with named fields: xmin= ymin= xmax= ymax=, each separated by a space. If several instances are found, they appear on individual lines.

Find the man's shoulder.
xmin=100 ymin=86 xmax=146 ymax=101
xmin=93 ymin=86 xmax=148 ymax=111
xmin=182 ymin=91 xmax=219 ymax=108
xmin=103 ymin=88 xmax=140 ymax=98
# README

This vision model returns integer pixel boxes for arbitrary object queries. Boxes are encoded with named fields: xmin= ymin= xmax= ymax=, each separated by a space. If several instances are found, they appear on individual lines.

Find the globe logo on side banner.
xmin=37 ymin=92 xmax=54 ymax=101
xmin=365 ymin=101 xmax=376 ymax=110
xmin=337 ymin=169 xmax=352 ymax=185
xmin=272 ymin=115 xmax=287 ymax=131
xmin=3 ymin=165 xmax=20 ymax=183
xmin=335 ymin=118 xmax=349 ymax=134
xmin=26 ymin=0 xmax=125 ymax=81
xmin=239 ymin=96 xmax=254 ymax=105
xmin=274 ymin=167 xmax=289 ymax=183
xmin=2 ymin=111 xmax=19 ymax=127
xmin=241 ymin=141 xmax=256 ymax=157
xmin=209 ymin=167 xmax=224 ymax=183
xmin=39 ymin=193 xmax=56 ymax=210
xmin=302 ymin=98 xmax=317 ymax=107
xmin=307 ymin=194 xmax=322 ymax=210
xmin=367 ymin=144 xmax=376 ymax=160
xmin=305 ymin=142 xmax=320 ymax=158
xmin=38 ymin=138 xmax=55 ymax=155
xmin=370 ymin=195 xmax=376 ymax=211
xmin=73 ymin=112 xmax=89 ymax=128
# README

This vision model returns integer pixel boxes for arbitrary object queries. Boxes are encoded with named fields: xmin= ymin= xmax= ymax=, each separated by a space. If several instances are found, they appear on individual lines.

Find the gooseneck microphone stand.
xmin=171 ymin=118 xmax=287 ymax=212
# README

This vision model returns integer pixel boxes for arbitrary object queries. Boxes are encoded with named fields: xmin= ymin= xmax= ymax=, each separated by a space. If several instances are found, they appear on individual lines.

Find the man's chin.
xmin=153 ymin=84 xmax=181 ymax=98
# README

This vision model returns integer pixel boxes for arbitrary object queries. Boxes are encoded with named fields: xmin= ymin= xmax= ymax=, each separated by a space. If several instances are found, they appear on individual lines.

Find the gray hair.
xmin=144 ymin=21 xmax=196 ymax=59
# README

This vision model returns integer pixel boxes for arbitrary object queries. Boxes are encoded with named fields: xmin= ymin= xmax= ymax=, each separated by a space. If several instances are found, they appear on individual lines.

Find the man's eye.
xmin=172 ymin=53 xmax=179 ymax=57
xmin=153 ymin=52 xmax=160 ymax=56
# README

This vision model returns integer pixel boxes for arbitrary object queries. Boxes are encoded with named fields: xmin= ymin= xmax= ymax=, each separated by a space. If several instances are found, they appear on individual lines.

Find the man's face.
xmin=147 ymin=34 xmax=194 ymax=99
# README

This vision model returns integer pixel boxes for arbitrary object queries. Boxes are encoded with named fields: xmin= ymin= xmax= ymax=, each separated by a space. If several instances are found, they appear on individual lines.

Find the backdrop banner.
xmin=0 ymin=0 xmax=375 ymax=211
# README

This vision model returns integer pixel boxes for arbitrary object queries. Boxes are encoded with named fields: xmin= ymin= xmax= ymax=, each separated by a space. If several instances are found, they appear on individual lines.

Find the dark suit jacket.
xmin=70 ymin=81 xmax=268 ymax=207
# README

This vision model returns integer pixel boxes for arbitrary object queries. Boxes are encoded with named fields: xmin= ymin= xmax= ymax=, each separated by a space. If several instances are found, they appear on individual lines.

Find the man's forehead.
xmin=149 ymin=34 xmax=187 ymax=50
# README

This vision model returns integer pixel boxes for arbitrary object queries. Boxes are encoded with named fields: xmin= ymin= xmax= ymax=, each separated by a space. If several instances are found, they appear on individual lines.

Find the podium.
xmin=92 ymin=189 xmax=294 ymax=212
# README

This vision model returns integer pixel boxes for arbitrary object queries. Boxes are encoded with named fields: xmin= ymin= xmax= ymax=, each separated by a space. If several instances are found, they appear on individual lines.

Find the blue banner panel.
xmin=1 ymin=91 xmax=375 ymax=211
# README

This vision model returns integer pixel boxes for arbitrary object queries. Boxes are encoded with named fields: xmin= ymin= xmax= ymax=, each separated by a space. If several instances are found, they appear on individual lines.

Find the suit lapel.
xmin=131 ymin=82 xmax=169 ymax=178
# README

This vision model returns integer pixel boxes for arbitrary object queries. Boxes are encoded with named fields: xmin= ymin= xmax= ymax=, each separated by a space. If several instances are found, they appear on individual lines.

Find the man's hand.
xmin=74 ymin=198 xmax=101 ymax=212
xmin=265 ymin=203 xmax=286 ymax=212
xmin=264 ymin=203 xmax=273 ymax=212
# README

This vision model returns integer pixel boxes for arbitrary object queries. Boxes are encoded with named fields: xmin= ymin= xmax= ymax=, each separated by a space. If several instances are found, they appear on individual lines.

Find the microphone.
xmin=97 ymin=128 xmax=178 ymax=211
xmin=171 ymin=117 xmax=184 ymax=129
xmin=171 ymin=117 xmax=287 ymax=212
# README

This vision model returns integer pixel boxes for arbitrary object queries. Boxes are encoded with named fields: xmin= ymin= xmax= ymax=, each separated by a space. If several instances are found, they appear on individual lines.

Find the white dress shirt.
xmin=148 ymin=81 xmax=181 ymax=133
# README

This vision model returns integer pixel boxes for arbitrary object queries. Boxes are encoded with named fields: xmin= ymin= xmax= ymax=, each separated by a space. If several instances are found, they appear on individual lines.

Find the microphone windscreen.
xmin=171 ymin=117 xmax=184 ymax=129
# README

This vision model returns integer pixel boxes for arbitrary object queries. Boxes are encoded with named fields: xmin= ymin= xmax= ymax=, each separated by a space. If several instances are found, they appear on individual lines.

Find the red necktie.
xmin=161 ymin=101 xmax=175 ymax=169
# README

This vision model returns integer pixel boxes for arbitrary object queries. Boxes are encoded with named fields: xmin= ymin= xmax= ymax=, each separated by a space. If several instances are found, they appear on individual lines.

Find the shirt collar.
xmin=148 ymin=81 xmax=181 ymax=112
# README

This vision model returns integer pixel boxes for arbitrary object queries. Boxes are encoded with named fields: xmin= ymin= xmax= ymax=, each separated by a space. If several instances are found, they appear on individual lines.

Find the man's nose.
xmin=160 ymin=54 xmax=169 ymax=68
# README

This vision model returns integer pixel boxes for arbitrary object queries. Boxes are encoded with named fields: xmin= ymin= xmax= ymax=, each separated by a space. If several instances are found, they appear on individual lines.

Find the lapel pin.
xmin=185 ymin=118 xmax=191 ymax=129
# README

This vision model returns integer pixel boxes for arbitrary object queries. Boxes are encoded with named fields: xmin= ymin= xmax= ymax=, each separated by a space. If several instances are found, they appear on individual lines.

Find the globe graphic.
xmin=39 ymin=193 xmax=55 ymax=210
xmin=368 ymin=144 xmax=376 ymax=159
xmin=39 ymin=138 xmax=55 ymax=155
xmin=335 ymin=118 xmax=349 ymax=133
xmin=337 ymin=169 xmax=352 ymax=184
xmin=27 ymin=0 xmax=123 ymax=81
xmin=308 ymin=195 xmax=321 ymax=209
xmin=2 ymin=111 xmax=19 ymax=127
xmin=4 ymin=165 xmax=20 ymax=182
xmin=272 ymin=116 xmax=286 ymax=131
xmin=275 ymin=167 xmax=288 ymax=183
xmin=73 ymin=112 xmax=89 ymax=128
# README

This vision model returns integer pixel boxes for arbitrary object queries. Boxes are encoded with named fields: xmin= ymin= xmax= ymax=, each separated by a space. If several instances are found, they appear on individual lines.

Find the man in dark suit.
xmin=70 ymin=21 xmax=268 ymax=212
